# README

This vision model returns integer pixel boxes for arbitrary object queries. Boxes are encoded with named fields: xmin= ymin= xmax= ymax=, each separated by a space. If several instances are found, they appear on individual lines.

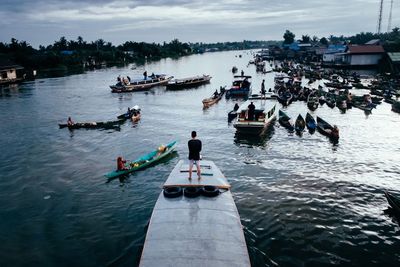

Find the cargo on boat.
xmin=110 ymin=74 xmax=171 ymax=92
xmin=139 ymin=160 xmax=250 ymax=267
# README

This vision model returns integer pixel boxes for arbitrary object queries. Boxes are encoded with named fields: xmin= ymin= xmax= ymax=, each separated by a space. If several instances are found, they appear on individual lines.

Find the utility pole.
xmin=377 ymin=0 xmax=384 ymax=34
xmin=387 ymin=0 xmax=394 ymax=32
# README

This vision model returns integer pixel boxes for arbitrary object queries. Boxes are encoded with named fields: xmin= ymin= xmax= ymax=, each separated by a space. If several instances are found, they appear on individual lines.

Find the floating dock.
xmin=139 ymin=160 xmax=250 ymax=267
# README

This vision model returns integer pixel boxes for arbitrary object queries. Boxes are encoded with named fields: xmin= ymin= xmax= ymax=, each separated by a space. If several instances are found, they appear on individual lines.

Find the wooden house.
xmin=0 ymin=59 xmax=24 ymax=85
xmin=341 ymin=45 xmax=385 ymax=67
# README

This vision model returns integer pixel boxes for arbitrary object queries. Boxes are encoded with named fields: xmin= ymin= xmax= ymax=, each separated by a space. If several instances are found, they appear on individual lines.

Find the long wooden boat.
xmin=139 ymin=160 xmax=251 ymax=267
xmin=317 ymin=116 xmax=339 ymax=141
xmin=305 ymin=112 xmax=316 ymax=132
xmin=104 ymin=141 xmax=177 ymax=179
xmin=166 ymin=75 xmax=211 ymax=90
xmin=295 ymin=114 xmax=305 ymax=133
xmin=110 ymin=74 xmax=172 ymax=93
xmin=233 ymin=101 xmax=276 ymax=135
xmin=225 ymin=75 xmax=252 ymax=98
xmin=59 ymin=119 xmax=123 ymax=130
xmin=278 ymin=109 xmax=294 ymax=132
xmin=202 ymin=87 xmax=226 ymax=109
xmin=385 ymin=191 xmax=400 ymax=214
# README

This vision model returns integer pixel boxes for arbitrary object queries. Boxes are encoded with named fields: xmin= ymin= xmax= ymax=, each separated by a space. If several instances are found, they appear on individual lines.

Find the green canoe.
xmin=105 ymin=140 xmax=178 ymax=179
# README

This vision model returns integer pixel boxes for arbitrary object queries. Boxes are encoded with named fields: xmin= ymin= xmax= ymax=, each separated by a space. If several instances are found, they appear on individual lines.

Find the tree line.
xmin=0 ymin=37 xmax=192 ymax=70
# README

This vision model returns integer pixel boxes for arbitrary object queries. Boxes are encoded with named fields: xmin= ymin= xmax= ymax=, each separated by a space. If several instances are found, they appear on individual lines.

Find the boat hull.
xmin=104 ymin=141 xmax=177 ymax=178
xmin=110 ymin=76 xmax=171 ymax=92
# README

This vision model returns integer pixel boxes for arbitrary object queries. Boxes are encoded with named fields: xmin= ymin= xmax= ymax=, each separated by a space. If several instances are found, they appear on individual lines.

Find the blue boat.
xmin=225 ymin=75 xmax=252 ymax=98
xmin=305 ymin=112 xmax=316 ymax=132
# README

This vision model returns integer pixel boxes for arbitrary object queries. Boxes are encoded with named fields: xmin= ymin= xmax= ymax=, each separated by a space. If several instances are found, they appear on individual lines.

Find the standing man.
xmin=261 ymin=79 xmax=266 ymax=98
xmin=248 ymin=101 xmax=255 ymax=121
xmin=143 ymin=70 xmax=147 ymax=80
xmin=188 ymin=131 xmax=202 ymax=180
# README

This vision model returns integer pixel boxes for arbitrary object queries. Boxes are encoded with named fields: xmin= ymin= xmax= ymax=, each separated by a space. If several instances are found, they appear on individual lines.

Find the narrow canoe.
xmin=317 ymin=116 xmax=339 ymax=140
xmin=295 ymin=114 xmax=305 ymax=133
xmin=104 ymin=140 xmax=177 ymax=178
xmin=202 ymin=87 xmax=226 ymax=109
xmin=305 ymin=112 xmax=316 ymax=131
xmin=385 ymin=191 xmax=400 ymax=214
xmin=59 ymin=119 xmax=124 ymax=129
xmin=139 ymin=160 xmax=250 ymax=267
xmin=278 ymin=110 xmax=294 ymax=132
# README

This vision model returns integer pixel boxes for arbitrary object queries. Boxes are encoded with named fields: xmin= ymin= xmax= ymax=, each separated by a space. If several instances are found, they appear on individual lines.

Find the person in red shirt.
xmin=117 ymin=157 xmax=127 ymax=171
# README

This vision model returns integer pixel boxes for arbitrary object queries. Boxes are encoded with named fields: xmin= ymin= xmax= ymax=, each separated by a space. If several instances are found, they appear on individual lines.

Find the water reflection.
xmin=234 ymin=124 xmax=275 ymax=147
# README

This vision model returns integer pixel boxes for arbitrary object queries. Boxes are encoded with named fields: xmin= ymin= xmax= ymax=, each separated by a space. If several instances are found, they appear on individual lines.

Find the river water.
xmin=1 ymin=50 xmax=399 ymax=267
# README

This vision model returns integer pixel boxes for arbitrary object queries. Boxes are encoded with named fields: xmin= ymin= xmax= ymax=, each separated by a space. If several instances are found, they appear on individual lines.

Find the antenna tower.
xmin=377 ymin=0 xmax=384 ymax=33
xmin=387 ymin=0 xmax=394 ymax=32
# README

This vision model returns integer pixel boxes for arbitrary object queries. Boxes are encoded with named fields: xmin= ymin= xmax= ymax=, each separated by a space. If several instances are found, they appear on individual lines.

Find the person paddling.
xmin=117 ymin=157 xmax=127 ymax=171
xmin=67 ymin=117 xmax=74 ymax=126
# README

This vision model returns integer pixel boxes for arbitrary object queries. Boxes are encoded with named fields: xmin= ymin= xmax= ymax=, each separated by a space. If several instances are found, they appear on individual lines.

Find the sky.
xmin=0 ymin=0 xmax=399 ymax=48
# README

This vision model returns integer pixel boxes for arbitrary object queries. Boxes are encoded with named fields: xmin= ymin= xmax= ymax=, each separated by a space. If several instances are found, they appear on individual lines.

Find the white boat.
xmin=139 ymin=160 xmax=250 ymax=267
xmin=233 ymin=101 xmax=276 ymax=135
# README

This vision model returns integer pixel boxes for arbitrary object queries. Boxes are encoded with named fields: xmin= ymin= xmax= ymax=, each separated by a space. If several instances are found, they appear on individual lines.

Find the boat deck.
xmin=139 ymin=160 xmax=250 ymax=267
xmin=163 ymin=160 xmax=231 ymax=189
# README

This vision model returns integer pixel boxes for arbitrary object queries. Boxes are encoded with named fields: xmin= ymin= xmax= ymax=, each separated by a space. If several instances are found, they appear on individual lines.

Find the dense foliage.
xmin=0 ymin=37 xmax=192 ymax=70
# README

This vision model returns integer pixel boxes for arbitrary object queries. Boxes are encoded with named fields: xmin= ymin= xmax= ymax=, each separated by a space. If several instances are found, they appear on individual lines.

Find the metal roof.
xmin=139 ymin=160 xmax=250 ymax=267
xmin=388 ymin=52 xmax=400 ymax=63
xmin=347 ymin=45 xmax=385 ymax=54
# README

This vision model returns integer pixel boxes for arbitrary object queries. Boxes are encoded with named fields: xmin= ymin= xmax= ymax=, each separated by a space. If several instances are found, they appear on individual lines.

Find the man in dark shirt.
xmin=248 ymin=101 xmax=255 ymax=121
xmin=188 ymin=131 xmax=202 ymax=180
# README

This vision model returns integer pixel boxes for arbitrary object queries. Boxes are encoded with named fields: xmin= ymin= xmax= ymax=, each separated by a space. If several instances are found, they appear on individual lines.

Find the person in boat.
xmin=156 ymin=144 xmax=167 ymax=157
xmin=188 ymin=131 xmax=202 ymax=180
xmin=241 ymin=70 xmax=244 ymax=76
xmin=331 ymin=125 xmax=339 ymax=138
xmin=143 ymin=71 xmax=147 ymax=80
xmin=117 ymin=156 xmax=127 ymax=171
xmin=242 ymin=78 xmax=250 ymax=89
xmin=213 ymin=89 xmax=219 ymax=98
xmin=67 ymin=117 xmax=74 ymax=126
xmin=150 ymin=72 xmax=155 ymax=79
xmin=248 ymin=101 xmax=256 ymax=121
xmin=233 ymin=103 xmax=240 ymax=111
xmin=260 ymin=79 xmax=266 ymax=97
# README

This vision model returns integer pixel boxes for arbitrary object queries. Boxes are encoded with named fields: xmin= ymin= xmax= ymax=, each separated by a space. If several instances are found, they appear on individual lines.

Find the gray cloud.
xmin=0 ymin=0 xmax=398 ymax=47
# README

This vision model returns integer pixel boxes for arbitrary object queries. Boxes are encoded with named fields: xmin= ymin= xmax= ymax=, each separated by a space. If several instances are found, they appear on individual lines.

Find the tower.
xmin=387 ymin=0 xmax=394 ymax=32
xmin=377 ymin=0 xmax=384 ymax=34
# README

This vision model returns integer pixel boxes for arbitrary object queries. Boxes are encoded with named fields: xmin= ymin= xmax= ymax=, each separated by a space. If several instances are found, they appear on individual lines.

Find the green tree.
xmin=283 ymin=30 xmax=295 ymax=44
xmin=320 ymin=37 xmax=328 ymax=45
xmin=301 ymin=35 xmax=310 ymax=43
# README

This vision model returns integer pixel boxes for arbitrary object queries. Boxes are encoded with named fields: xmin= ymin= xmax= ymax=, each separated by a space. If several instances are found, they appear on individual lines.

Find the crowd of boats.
xmin=55 ymin=52 xmax=400 ymax=265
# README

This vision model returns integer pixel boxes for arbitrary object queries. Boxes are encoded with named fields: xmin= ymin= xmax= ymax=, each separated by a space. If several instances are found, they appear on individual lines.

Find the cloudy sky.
xmin=0 ymin=0 xmax=399 ymax=47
